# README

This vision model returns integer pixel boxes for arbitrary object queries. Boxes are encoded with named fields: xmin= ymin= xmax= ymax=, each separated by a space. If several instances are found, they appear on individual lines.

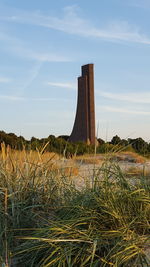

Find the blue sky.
xmin=0 ymin=0 xmax=150 ymax=141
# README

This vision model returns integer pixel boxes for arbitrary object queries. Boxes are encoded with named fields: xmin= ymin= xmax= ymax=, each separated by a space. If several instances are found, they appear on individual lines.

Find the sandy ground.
xmin=54 ymin=153 xmax=150 ymax=190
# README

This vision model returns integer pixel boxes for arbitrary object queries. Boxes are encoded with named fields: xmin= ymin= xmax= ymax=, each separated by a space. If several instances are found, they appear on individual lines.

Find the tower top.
xmin=82 ymin=64 xmax=94 ymax=76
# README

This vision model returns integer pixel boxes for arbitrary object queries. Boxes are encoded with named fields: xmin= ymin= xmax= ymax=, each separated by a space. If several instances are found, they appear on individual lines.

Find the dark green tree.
xmin=111 ymin=135 xmax=121 ymax=145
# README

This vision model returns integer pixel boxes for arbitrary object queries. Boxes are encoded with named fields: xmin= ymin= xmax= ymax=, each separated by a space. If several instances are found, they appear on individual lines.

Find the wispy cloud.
xmin=0 ymin=30 xmax=70 ymax=62
xmin=31 ymin=97 xmax=71 ymax=102
xmin=47 ymin=82 xmax=76 ymax=89
xmin=24 ymin=50 xmax=70 ymax=62
xmin=98 ymin=91 xmax=150 ymax=104
xmin=1 ymin=5 xmax=150 ymax=45
xmin=0 ymin=94 xmax=71 ymax=102
xmin=20 ymin=62 xmax=43 ymax=95
xmin=101 ymin=106 xmax=150 ymax=116
xmin=8 ymin=41 xmax=70 ymax=62
xmin=0 ymin=95 xmax=24 ymax=101
xmin=0 ymin=77 xmax=11 ymax=83
xmin=126 ymin=0 xmax=150 ymax=9
xmin=24 ymin=122 xmax=51 ymax=126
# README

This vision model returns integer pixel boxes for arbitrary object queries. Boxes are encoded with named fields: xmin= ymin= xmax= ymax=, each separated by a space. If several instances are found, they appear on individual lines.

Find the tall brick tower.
xmin=69 ymin=64 xmax=95 ymax=145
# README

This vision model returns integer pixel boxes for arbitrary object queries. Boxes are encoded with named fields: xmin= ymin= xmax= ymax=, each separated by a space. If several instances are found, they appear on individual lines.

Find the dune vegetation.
xmin=0 ymin=143 xmax=150 ymax=266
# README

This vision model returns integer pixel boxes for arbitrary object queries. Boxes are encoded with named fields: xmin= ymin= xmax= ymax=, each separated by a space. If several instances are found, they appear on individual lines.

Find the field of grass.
xmin=0 ymin=143 xmax=150 ymax=266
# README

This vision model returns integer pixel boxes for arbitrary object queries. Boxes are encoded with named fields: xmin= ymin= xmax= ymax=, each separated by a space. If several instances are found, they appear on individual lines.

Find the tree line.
xmin=0 ymin=130 xmax=150 ymax=156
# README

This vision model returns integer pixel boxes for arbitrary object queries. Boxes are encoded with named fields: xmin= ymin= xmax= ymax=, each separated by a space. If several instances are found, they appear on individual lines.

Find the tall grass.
xmin=0 ymin=144 xmax=76 ymax=266
xmin=0 ymin=144 xmax=149 ymax=266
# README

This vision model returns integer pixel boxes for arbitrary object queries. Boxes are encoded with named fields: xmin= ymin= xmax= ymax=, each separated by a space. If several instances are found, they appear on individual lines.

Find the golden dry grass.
xmin=0 ymin=144 xmax=148 ymax=183
xmin=124 ymin=165 xmax=150 ymax=177
xmin=107 ymin=151 xmax=146 ymax=164
xmin=0 ymin=143 xmax=79 ymax=183
xmin=74 ymin=154 xmax=103 ymax=165
xmin=0 ymin=142 xmax=60 ymax=172
xmin=120 ymin=151 xmax=146 ymax=163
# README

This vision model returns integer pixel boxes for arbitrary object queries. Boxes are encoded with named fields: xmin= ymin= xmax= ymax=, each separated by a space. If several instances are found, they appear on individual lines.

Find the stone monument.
xmin=69 ymin=64 xmax=95 ymax=145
